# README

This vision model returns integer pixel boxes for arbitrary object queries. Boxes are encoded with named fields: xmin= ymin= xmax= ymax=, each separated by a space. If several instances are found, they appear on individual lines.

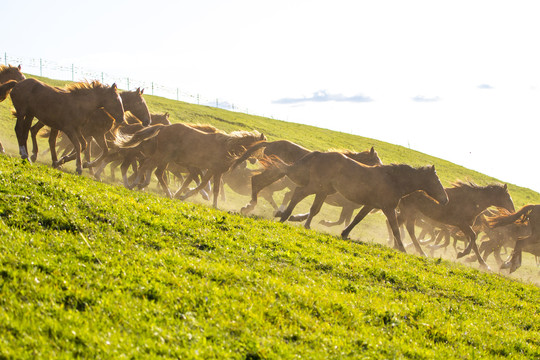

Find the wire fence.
xmin=3 ymin=52 xmax=270 ymax=118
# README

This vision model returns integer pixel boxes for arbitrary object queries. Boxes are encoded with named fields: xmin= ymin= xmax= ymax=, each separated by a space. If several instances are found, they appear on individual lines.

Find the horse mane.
xmin=0 ymin=65 xmax=20 ymax=75
xmin=450 ymin=180 xmax=505 ymax=192
xmin=219 ymin=130 xmax=265 ymax=158
xmin=63 ymin=80 xmax=111 ymax=95
xmin=327 ymin=148 xmax=356 ymax=155
xmin=186 ymin=123 xmax=224 ymax=134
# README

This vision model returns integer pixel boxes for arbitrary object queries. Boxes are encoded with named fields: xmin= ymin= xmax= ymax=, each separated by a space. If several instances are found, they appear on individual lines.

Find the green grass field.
xmin=0 ymin=75 xmax=539 ymax=358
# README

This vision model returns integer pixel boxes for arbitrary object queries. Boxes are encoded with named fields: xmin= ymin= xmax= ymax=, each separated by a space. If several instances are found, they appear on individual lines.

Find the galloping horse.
xmin=28 ymin=87 xmax=150 ymax=169
xmin=278 ymin=148 xmax=384 ymax=224
xmin=397 ymin=181 xmax=514 ymax=268
xmin=488 ymin=204 xmax=540 ymax=273
xmin=116 ymin=123 xmax=266 ymax=207
xmin=0 ymin=78 xmax=125 ymax=174
xmin=0 ymin=65 xmax=25 ymax=153
xmin=229 ymin=139 xmax=312 ymax=213
xmin=270 ymin=151 xmax=448 ymax=253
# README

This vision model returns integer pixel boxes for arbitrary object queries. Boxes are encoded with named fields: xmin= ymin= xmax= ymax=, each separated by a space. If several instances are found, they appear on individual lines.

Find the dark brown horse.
xmin=116 ymin=123 xmax=266 ymax=207
xmin=397 ymin=181 xmax=514 ymax=268
xmin=0 ymin=65 xmax=25 ymax=153
xmin=0 ymin=78 xmax=125 ymax=174
xmin=488 ymin=204 xmax=540 ymax=273
xmin=269 ymin=151 xmax=448 ymax=253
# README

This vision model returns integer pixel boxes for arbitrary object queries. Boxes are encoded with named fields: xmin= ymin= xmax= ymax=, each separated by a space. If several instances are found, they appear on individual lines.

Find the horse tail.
xmin=115 ymin=124 xmax=165 ymax=148
xmin=0 ymin=80 xmax=17 ymax=102
xmin=487 ymin=204 xmax=537 ymax=228
xmin=230 ymin=141 xmax=269 ymax=169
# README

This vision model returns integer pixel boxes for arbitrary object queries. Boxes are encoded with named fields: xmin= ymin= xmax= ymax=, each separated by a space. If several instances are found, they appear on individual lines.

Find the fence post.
xmin=101 ymin=72 xmax=104 ymax=83
xmin=4 ymin=52 xmax=6 ymax=65
xmin=176 ymin=88 xmax=179 ymax=101
xmin=197 ymin=94 xmax=199 ymax=105
xmin=152 ymin=82 xmax=154 ymax=95
xmin=127 ymin=78 xmax=130 ymax=90
xmin=71 ymin=64 xmax=74 ymax=81
xmin=40 ymin=58 xmax=42 ymax=76
xmin=216 ymin=99 xmax=218 ymax=108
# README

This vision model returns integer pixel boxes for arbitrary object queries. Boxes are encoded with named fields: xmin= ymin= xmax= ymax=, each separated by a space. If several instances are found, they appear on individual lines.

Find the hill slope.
xmin=0 ymin=155 xmax=539 ymax=359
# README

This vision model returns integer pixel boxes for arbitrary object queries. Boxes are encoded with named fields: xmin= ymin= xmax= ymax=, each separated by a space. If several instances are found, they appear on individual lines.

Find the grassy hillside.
xmin=0 ymin=155 xmax=539 ymax=359
xmin=1 ymin=75 xmax=540 ymax=357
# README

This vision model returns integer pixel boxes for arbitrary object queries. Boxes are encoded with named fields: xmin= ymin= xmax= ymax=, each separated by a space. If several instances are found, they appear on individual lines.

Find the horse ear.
xmin=136 ymin=87 xmax=141 ymax=94
xmin=165 ymin=112 xmax=169 ymax=118
xmin=260 ymin=133 xmax=266 ymax=140
xmin=370 ymin=146 xmax=375 ymax=154
xmin=111 ymin=83 xmax=118 ymax=91
xmin=504 ymin=184 xmax=508 ymax=190
xmin=18 ymin=64 xmax=21 ymax=70
xmin=431 ymin=165 xmax=436 ymax=172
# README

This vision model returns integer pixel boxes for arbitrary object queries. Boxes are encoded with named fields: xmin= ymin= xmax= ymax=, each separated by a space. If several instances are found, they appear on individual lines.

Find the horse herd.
xmin=1 ymin=64 xmax=539 ymax=274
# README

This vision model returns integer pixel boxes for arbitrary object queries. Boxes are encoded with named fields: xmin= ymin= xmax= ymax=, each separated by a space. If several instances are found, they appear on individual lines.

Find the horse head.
xmin=423 ymin=165 xmax=449 ymax=205
xmin=0 ymin=64 xmax=25 ymax=83
xmin=491 ymin=183 xmax=515 ymax=213
xmin=102 ymin=83 xmax=125 ymax=126
xmin=121 ymin=88 xmax=151 ymax=126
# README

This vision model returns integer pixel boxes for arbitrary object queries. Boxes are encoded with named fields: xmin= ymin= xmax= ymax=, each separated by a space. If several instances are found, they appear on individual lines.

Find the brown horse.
xmin=488 ymin=204 xmax=540 ymax=273
xmin=278 ymin=148 xmax=384 ymax=224
xmin=397 ymin=181 xmax=514 ymax=268
xmin=116 ymin=123 xmax=266 ymax=207
xmin=0 ymin=65 xmax=26 ymax=153
xmin=0 ymin=78 xmax=125 ymax=174
xmin=270 ymin=151 xmax=448 ymax=253
xmin=90 ymin=112 xmax=172 ymax=183
xmin=0 ymin=64 xmax=25 ymax=84
xmin=28 ymin=87 xmax=150 ymax=168
xmin=478 ymin=208 xmax=530 ymax=266
xmin=229 ymin=139 xmax=312 ymax=213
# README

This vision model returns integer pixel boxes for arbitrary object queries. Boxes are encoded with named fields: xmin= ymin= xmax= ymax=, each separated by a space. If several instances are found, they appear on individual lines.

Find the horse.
xmin=0 ymin=78 xmax=125 ymax=174
xmin=396 ymin=181 xmax=514 ymax=268
xmin=0 ymin=64 xmax=25 ymax=153
xmin=228 ymin=139 xmax=312 ymax=213
xmin=488 ymin=204 xmax=540 ymax=273
xmin=277 ymin=148 xmax=384 ymax=224
xmin=478 ymin=208 xmax=530 ymax=266
xmin=267 ymin=151 xmax=448 ymax=253
xmin=28 ymin=87 xmax=150 ymax=168
xmin=116 ymin=122 xmax=266 ymax=207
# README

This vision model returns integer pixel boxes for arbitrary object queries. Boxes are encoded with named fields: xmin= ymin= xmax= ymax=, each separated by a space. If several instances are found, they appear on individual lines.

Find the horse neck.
xmin=387 ymin=166 xmax=430 ymax=196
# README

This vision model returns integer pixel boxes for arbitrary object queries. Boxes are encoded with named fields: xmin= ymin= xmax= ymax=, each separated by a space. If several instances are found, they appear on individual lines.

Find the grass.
xmin=0 ymin=74 xmax=540 ymax=358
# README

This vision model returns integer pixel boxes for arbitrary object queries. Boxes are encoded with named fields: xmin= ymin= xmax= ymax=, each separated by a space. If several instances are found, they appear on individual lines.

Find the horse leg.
xmin=178 ymin=171 xmax=214 ymax=203
xmin=341 ymin=206 xmax=374 ymax=240
xmin=84 ymin=135 xmax=108 ymax=169
xmin=303 ymin=192 xmax=329 ymax=229
xmin=65 ymin=131 xmax=83 ymax=175
xmin=260 ymin=189 xmax=279 ymax=210
xmin=277 ymin=186 xmax=314 ymax=223
xmin=242 ymin=168 xmax=286 ymax=214
xmin=404 ymin=218 xmax=427 ymax=257
xmin=500 ymin=237 xmax=530 ymax=273
xmin=458 ymin=226 xmax=490 ymax=270
xmin=154 ymin=165 xmax=172 ymax=198
xmin=30 ymin=121 xmax=45 ymax=162
xmin=14 ymin=114 xmax=34 ymax=160
xmin=384 ymin=208 xmax=407 ymax=253
xmin=211 ymin=172 xmax=223 ymax=208
xmin=320 ymin=206 xmax=354 ymax=227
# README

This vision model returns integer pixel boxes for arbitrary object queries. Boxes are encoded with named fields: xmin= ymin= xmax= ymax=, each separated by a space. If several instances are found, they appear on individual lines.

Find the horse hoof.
xmin=341 ymin=232 xmax=349 ymax=240
xmin=240 ymin=206 xmax=251 ymax=215
xmin=76 ymin=168 xmax=83 ymax=175
xmin=456 ymin=251 xmax=466 ymax=259
xmin=30 ymin=154 xmax=37 ymax=162
xmin=274 ymin=210 xmax=283 ymax=218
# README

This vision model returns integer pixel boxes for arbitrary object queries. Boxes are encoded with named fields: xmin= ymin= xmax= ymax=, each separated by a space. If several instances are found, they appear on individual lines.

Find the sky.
xmin=3 ymin=0 xmax=540 ymax=192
